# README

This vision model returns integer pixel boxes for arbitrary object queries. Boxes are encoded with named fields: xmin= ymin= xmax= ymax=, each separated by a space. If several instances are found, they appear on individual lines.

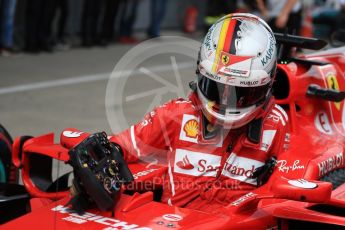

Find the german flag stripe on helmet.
xmin=212 ymin=16 xmax=239 ymax=73
xmin=224 ymin=19 xmax=238 ymax=54
xmin=229 ymin=21 xmax=241 ymax=55
xmin=212 ymin=17 xmax=230 ymax=73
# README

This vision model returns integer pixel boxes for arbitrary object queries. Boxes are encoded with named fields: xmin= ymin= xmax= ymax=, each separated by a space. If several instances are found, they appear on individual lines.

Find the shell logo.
xmin=183 ymin=119 xmax=198 ymax=138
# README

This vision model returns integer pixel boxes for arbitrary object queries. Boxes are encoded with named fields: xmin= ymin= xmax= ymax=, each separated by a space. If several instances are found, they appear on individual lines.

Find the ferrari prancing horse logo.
xmin=221 ymin=53 xmax=230 ymax=65
xmin=327 ymin=73 xmax=340 ymax=110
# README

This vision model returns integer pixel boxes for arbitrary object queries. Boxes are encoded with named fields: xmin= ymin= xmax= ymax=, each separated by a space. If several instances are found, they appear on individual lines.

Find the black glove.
xmin=251 ymin=156 xmax=277 ymax=187
xmin=66 ymin=132 xmax=133 ymax=214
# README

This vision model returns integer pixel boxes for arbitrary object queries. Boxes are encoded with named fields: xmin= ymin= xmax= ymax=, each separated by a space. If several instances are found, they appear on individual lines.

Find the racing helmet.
xmin=197 ymin=13 xmax=277 ymax=129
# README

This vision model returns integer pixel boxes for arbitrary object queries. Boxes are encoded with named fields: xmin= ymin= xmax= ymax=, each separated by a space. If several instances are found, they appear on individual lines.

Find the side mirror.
xmin=271 ymin=177 xmax=332 ymax=203
xmin=306 ymin=84 xmax=345 ymax=102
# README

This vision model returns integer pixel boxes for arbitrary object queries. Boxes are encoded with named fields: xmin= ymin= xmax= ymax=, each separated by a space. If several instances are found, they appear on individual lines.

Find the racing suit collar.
xmin=189 ymin=92 xmax=243 ymax=145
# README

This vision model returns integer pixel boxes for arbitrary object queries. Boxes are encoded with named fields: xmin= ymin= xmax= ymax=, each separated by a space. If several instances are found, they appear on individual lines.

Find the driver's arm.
xmin=109 ymin=101 xmax=175 ymax=163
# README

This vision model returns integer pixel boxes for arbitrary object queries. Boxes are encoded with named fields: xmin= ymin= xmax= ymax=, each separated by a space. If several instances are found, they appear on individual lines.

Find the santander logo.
xmin=221 ymin=153 xmax=264 ymax=185
xmin=176 ymin=155 xmax=194 ymax=170
xmin=223 ymin=163 xmax=256 ymax=178
xmin=174 ymin=149 xmax=221 ymax=177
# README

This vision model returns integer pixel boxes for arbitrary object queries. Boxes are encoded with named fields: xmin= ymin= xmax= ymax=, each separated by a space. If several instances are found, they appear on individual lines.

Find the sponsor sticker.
xmin=327 ymin=72 xmax=341 ymax=110
xmin=226 ymin=76 xmax=236 ymax=84
xmin=200 ymin=62 xmax=269 ymax=87
xmin=176 ymin=155 xmax=194 ymax=170
xmin=288 ymin=179 xmax=317 ymax=189
xmin=260 ymin=32 xmax=275 ymax=67
xmin=260 ymin=76 xmax=270 ymax=85
xmin=51 ymin=205 xmax=151 ymax=229
xmin=271 ymin=109 xmax=286 ymax=126
xmin=318 ymin=152 xmax=343 ymax=177
xmin=221 ymin=153 xmax=264 ymax=185
xmin=283 ymin=133 xmax=290 ymax=151
xmin=183 ymin=119 xmax=198 ymax=138
xmin=204 ymin=27 xmax=213 ymax=51
xmin=140 ymin=111 xmax=156 ymax=127
xmin=221 ymin=53 xmax=230 ymax=65
xmin=315 ymin=111 xmax=333 ymax=134
xmin=63 ymin=131 xmax=83 ymax=138
xmin=162 ymin=214 xmax=183 ymax=222
xmin=267 ymin=114 xmax=280 ymax=123
xmin=179 ymin=115 xmax=199 ymax=143
xmin=132 ymin=169 xmax=158 ymax=180
xmin=174 ymin=149 xmax=221 ymax=177
xmin=277 ymin=160 xmax=305 ymax=173
xmin=217 ymin=53 xmax=253 ymax=78
xmin=209 ymin=73 xmax=222 ymax=81
xmin=260 ymin=130 xmax=276 ymax=152
xmin=239 ymin=80 xmax=259 ymax=86
xmin=230 ymin=192 xmax=257 ymax=206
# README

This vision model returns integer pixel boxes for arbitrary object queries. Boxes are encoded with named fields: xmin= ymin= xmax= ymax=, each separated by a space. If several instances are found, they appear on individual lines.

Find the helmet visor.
xmin=198 ymin=74 xmax=269 ymax=111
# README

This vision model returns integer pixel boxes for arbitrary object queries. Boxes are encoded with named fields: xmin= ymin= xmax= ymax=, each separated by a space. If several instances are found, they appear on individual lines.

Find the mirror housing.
xmin=271 ymin=177 xmax=332 ymax=203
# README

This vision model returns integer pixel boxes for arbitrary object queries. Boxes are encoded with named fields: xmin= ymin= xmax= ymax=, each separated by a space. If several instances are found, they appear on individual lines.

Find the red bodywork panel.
xmin=3 ymin=47 xmax=345 ymax=229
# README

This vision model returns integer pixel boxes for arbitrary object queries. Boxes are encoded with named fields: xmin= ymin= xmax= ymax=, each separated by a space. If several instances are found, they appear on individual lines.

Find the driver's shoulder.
xmin=262 ymin=103 xmax=289 ymax=129
xmin=159 ymin=97 xmax=197 ymax=115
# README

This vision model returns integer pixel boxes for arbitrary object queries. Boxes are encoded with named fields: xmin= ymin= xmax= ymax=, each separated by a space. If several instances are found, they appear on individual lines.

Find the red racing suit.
xmin=111 ymin=92 xmax=289 ymax=213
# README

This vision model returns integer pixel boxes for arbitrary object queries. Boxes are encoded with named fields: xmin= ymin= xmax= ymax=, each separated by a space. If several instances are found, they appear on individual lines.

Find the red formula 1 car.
xmin=1 ymin=34 xmax=345 ymax=229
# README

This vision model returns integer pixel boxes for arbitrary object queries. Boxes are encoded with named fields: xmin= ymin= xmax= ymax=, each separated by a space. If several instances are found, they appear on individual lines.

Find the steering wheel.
xmin=67 ymin=132 xmax=133 ymax=213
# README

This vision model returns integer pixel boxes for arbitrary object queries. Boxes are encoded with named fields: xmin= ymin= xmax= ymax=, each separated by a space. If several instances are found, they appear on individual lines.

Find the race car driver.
xmin=109 ymin=13 xmax=289 ymax=214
